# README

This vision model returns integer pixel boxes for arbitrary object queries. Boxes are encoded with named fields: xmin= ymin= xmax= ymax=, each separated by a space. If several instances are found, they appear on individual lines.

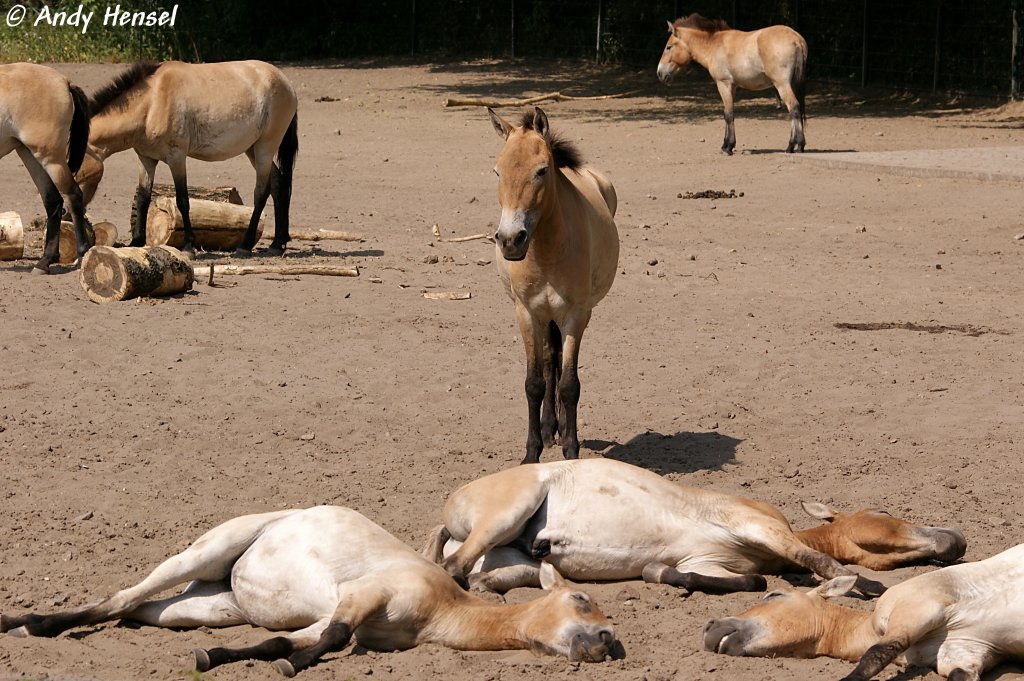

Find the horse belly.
xmin=188 ymin=123 xmax=260 ymax=161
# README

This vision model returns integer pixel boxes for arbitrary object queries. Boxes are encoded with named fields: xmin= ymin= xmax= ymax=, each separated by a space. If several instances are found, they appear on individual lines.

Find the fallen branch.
xmin=261 ymin=229 xmax=364 ymax=243
xmin=443 ymin=233 xmax=491 ymax=243
xmin=443 ymin=90 xmax=640 ymax=108
xmin=423 ymin=291 xmax=471 ymax=300
xmin=193 ymin=264 xmax=359 ymax=279
xmin=834 ymin=322 xmax=1008 ymax=337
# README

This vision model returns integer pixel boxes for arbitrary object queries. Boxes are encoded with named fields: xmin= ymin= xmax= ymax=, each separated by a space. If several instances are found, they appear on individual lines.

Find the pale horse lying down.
xmin=0 ymin=506 xmax=619 ymax=676
xmin=426 ymin=459 xmax=965 ymax=597
xmin=704 ymin=542 xmax=1024 ymax=681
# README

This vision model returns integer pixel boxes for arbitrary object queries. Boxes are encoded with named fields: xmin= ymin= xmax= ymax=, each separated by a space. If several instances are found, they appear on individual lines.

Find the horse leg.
xmin=642 ymin=563 xmax=766 ymax=593
xmin=557 ymin=311 xmax=591 ymax=460
xmin=238 ymin=146 xmax=275 ymax=255
xmin=715 ymin=81 xmax=737 ymax=155
xmin=268 ymin=164 xmax=293 ymax=255
xmin=776 ymin=83 xmax=804 ymax=153
xmin=15 ymin=147 xmax=65 ymax=274
xmin=124 ymin=579 xmax=245 ymax=628
xmin=540 ymin=321 xmax=561 ymax=447
xmin=273 ymin=584 xmax=390 ymax=677
xmin=195 ymin=618 xmax=330 ymax=674
xmin=130 ymin=154 xmax=158 ymax=247
xmin=515 ymin=305 xmax=547 ymax=464
xmin=167 ymin=154 xmax=196 ymax=257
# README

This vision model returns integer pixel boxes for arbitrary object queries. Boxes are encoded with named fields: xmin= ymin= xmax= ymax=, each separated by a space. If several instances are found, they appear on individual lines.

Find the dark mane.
xmin=518 ymin=111 xmax=583 ymax=171
xmin=89 ymin=62 xmax=162 ymax=116
xmin=673 ymin=13 xmax=730 ymax=33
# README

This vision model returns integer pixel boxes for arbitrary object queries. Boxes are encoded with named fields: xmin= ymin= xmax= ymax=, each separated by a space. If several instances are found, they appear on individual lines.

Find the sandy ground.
xmin=1 ymin=60 xmax=1023 ymax=681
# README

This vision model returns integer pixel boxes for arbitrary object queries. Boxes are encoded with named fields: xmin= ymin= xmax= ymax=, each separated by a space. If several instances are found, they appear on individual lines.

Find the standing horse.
xmin=1 ymin=506 xmax=619 ymax=675
xmin=0 ymin=63 xmax=91 ymax=273
xmin=657 ymin=14 xmax=808 ymax=155
xmin=488 ymin=107 xmax=619 ymax=464
xmin=76 ymin=61 xmax=297 ymax=256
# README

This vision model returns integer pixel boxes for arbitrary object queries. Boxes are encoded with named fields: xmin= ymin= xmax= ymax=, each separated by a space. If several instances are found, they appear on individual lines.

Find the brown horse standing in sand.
xmin=657 ymin=14 xmax=807 ymax=155
xmin=77 ymin=61 xmax=297 ymax=256
xmin=488 ymin=107 xmax=619 ymax=464
xmin=0 ymin=63 xmax=91 ymax=273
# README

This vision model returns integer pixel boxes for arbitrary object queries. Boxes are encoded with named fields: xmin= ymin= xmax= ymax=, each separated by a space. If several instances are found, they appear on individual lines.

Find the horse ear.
xmin=539 ymin=562 xmax=567 ymax=590
xmin=801 ymin=501 xmax=838 ymax=522
xmin=666 ymin=20 xmax=676 ymax=34
xmin=532 ymin=107 xmax=549 ymax=138
xmin=488 ymin=108 xmax=512 ymax=139
xmin=808 ymin=575 xmax=858 ymax=599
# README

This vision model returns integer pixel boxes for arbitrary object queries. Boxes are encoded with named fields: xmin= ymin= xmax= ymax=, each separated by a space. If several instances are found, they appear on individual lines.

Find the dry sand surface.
xmin=1 ymin=60 xmax=1023 ymax=681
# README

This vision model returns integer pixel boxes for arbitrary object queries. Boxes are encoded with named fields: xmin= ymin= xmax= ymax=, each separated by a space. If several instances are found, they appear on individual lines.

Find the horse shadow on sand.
xmin=583 ymin=429 xmax=741 ymax=475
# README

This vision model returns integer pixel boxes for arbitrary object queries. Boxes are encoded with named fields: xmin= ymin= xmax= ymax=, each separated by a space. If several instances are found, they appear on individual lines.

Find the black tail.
xmin=275 ymin=112 xmax=298 ymax=201
xmin=792 ymin=46 xmax=807 ymax=129
xmin=67 ymin=84 xmax=90 ymax=174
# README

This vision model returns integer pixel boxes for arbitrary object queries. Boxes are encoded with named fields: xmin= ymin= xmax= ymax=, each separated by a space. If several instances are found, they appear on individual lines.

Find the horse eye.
xmin=536 ymin=166 xmax=548 ymax=178
xmin=665 ymin=45 xmax=672 ymax=52
xmin=763 ymin=591 xmax=786 ymax=601
xmin=572 ymin=592 xmax=590 ymax=603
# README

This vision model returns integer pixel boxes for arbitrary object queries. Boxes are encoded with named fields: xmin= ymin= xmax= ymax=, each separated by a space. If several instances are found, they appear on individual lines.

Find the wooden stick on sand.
xmin=443 ymin=90 xmax=640 ymax=108
xmin=193 ymin=264 xmax=359 ymax=278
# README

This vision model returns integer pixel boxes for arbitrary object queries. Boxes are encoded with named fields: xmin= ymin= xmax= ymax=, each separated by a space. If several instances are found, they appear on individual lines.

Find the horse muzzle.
xmin=568 ymin=629 xmax=620 ymax=662
xmin=495 ymin=212 xmax=533 ymax=261
xmin=703 ymin=618 xmax=759 ymax=656
xmin=928 ymin=527 xmax=967 ymax=563
xmin=656 ymin=63 xmax=677 ymax=85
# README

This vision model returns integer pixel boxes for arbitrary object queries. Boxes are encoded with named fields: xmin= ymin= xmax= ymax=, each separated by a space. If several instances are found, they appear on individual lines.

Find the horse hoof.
xmin=273 ymin=659 xmax=297 ymax=678
xmin=233 ymin=247 xmax=253 ymax=258
xmin=30 ymin=266 xmax=49 ymax=275
xmin=192 ymin=649 xmax=211 ymax=672
xmin=267 ymin=244 xmax=286 ymax=257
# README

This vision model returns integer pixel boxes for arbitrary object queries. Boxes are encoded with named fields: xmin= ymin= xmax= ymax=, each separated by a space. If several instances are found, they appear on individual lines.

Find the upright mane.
xmin=673 ymin=13 xmax=730 ymax=33
xmin=518 ymin=111 xmax=583 ymax=171
xmin=89 ymin=62 xmax=162 ymax=116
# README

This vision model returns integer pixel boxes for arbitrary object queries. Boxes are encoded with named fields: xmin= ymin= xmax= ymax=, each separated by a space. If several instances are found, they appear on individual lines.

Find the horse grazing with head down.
xmin=488 ymin=107 xmax=619 ymax=464
xmin=76 ymin=60 xmax=297 ymax=256
xmin=705 ymin=542 xmax=1024 ymax=681
xmin=0 ymin=63 xmax=92 ymax=273
xmin=657 ymin=14 xmax=808 ymax=155
xmin=1 ymin=506 xmax=619 ymax=676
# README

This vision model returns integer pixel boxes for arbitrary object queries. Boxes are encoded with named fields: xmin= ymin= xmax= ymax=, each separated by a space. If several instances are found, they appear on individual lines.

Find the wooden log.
xmin=192 ymin=264 xmax=359 ymax=279
xmin=79 ymin=245 xmax=194 ymax=303
xmin=264 ymin=229 xmax=364 ymax=242
xmin=58 ymin=221 xmax=117 ymax=264
xmin=130 ymin=185 xmax=242 ymax=234
xmin=442 ymin=90 xmax=640 ymax=108
xmin=147 ymin=197 xmax=262 ymax=251
xmin=0 ymin=212 xmax=25 ymax=261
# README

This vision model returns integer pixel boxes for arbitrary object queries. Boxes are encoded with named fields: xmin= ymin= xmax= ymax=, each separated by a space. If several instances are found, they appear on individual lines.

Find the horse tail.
xmin=792 ymin=43 xmax=807 ymax=129
xmin=67 ymin=84 xmax=90 ymax=174
xmin=421 ymin=525 xmax=452 ymax=563
xmin=275 ymin=112 xmax=299 ymax=200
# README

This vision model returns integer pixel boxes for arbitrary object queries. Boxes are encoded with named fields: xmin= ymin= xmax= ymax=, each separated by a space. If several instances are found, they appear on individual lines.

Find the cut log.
xmin=130 ymin=185 xmax=242 ymax=234
xmin=147 ymin=197 xmax=262 ymax=251
xmin=0 ymin=212 xmax=25 ymax=261
xmin=58 ymin=221 xmax=117 ymax=264
xmin=192 ymin=264 xmax=359 ymax=279
xmin=79 ymin=245 xmax=194 ymax=303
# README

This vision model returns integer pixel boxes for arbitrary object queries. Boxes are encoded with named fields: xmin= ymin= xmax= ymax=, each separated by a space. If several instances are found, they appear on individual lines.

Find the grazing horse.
xmin=0 ymin=506 xmax=618 ymax=676
xmin=76 ymin=60 xmax=297 ymax=256
xmin=704 ymin=543 xmax=1024 ymax=681
xmin=0 ymin=63 xmax=91 ymax=273
xmin=657 ymin=14 xmax=808 ymax=155
xmin=488 ymin=107 xmax=619 ymax=464
xmin=427 ymin=459 xmax=965 ymax=596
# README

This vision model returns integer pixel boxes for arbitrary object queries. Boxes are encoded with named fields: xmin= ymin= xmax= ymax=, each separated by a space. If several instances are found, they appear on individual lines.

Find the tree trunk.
xmin=79 ymin=245 xmax=194 ymax=303
xmin=130 ymin=185 xmax=243 ymax=233
xmin=0 ymin=211 xmax=24 ymax=261
xmin=58 ymin=221 xmax=117 ymax=264
xmin=146 ymin=197 xmax=262 ymax=251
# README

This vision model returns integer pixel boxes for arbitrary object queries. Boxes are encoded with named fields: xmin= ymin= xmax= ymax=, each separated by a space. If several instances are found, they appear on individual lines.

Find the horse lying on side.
xmin=1 ymin=506 xmax=618 ymax=676
xmin=704 ymin=543 xmax=1024 ymax=681
xmin=427 ymin=459 xmax=965 ymax=597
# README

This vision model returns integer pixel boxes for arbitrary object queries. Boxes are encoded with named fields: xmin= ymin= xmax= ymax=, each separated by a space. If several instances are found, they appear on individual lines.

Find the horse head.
xmin=657 ymin=22 xmax=693 ymax=84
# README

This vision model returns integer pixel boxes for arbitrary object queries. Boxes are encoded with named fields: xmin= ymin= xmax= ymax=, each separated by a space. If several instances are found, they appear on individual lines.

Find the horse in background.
xmin=657 ymin=14 xmax=808 ymax=155
xmin=0 ymin=63 xmax=92 ymax=273
xmin=76 ymin=61 xmax=297 ymax=256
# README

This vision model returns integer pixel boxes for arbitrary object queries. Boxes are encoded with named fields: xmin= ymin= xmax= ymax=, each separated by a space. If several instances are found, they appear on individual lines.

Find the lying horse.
xmin=0 ymin=63 xmax=91 ymax=273
xmin=704 ymin=543 xmax=1024 ymax=681
xmin=76 ymin=61 xmax=297 ymax=256
xmin=488 ymin=107 xmax=619 ymax=464
xmin=428 ymin=459 xmax=964 ymax=597
xmin=1 ymin=506 xmax=618 ymax=676
xmin=657 ymin=14 xmax=808 ymax=154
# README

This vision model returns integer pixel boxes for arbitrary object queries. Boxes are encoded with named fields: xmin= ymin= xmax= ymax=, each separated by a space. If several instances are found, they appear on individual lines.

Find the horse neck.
xmin=815 ymin=602 xmax=877 ymax=661
xmin=88 ymin=100 xmax=148 ymax=158
xmin=794 ymin=524 xmax=849 ymax=562
xmin=679 ymin=28 xmax=719 ymax=69
xmin=423 ymin=593 xmax=542 ymax=652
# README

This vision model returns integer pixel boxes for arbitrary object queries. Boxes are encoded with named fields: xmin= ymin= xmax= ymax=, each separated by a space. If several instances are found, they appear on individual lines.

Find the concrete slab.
xmin=788 ymin=145 xmax=1024 ymax=182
